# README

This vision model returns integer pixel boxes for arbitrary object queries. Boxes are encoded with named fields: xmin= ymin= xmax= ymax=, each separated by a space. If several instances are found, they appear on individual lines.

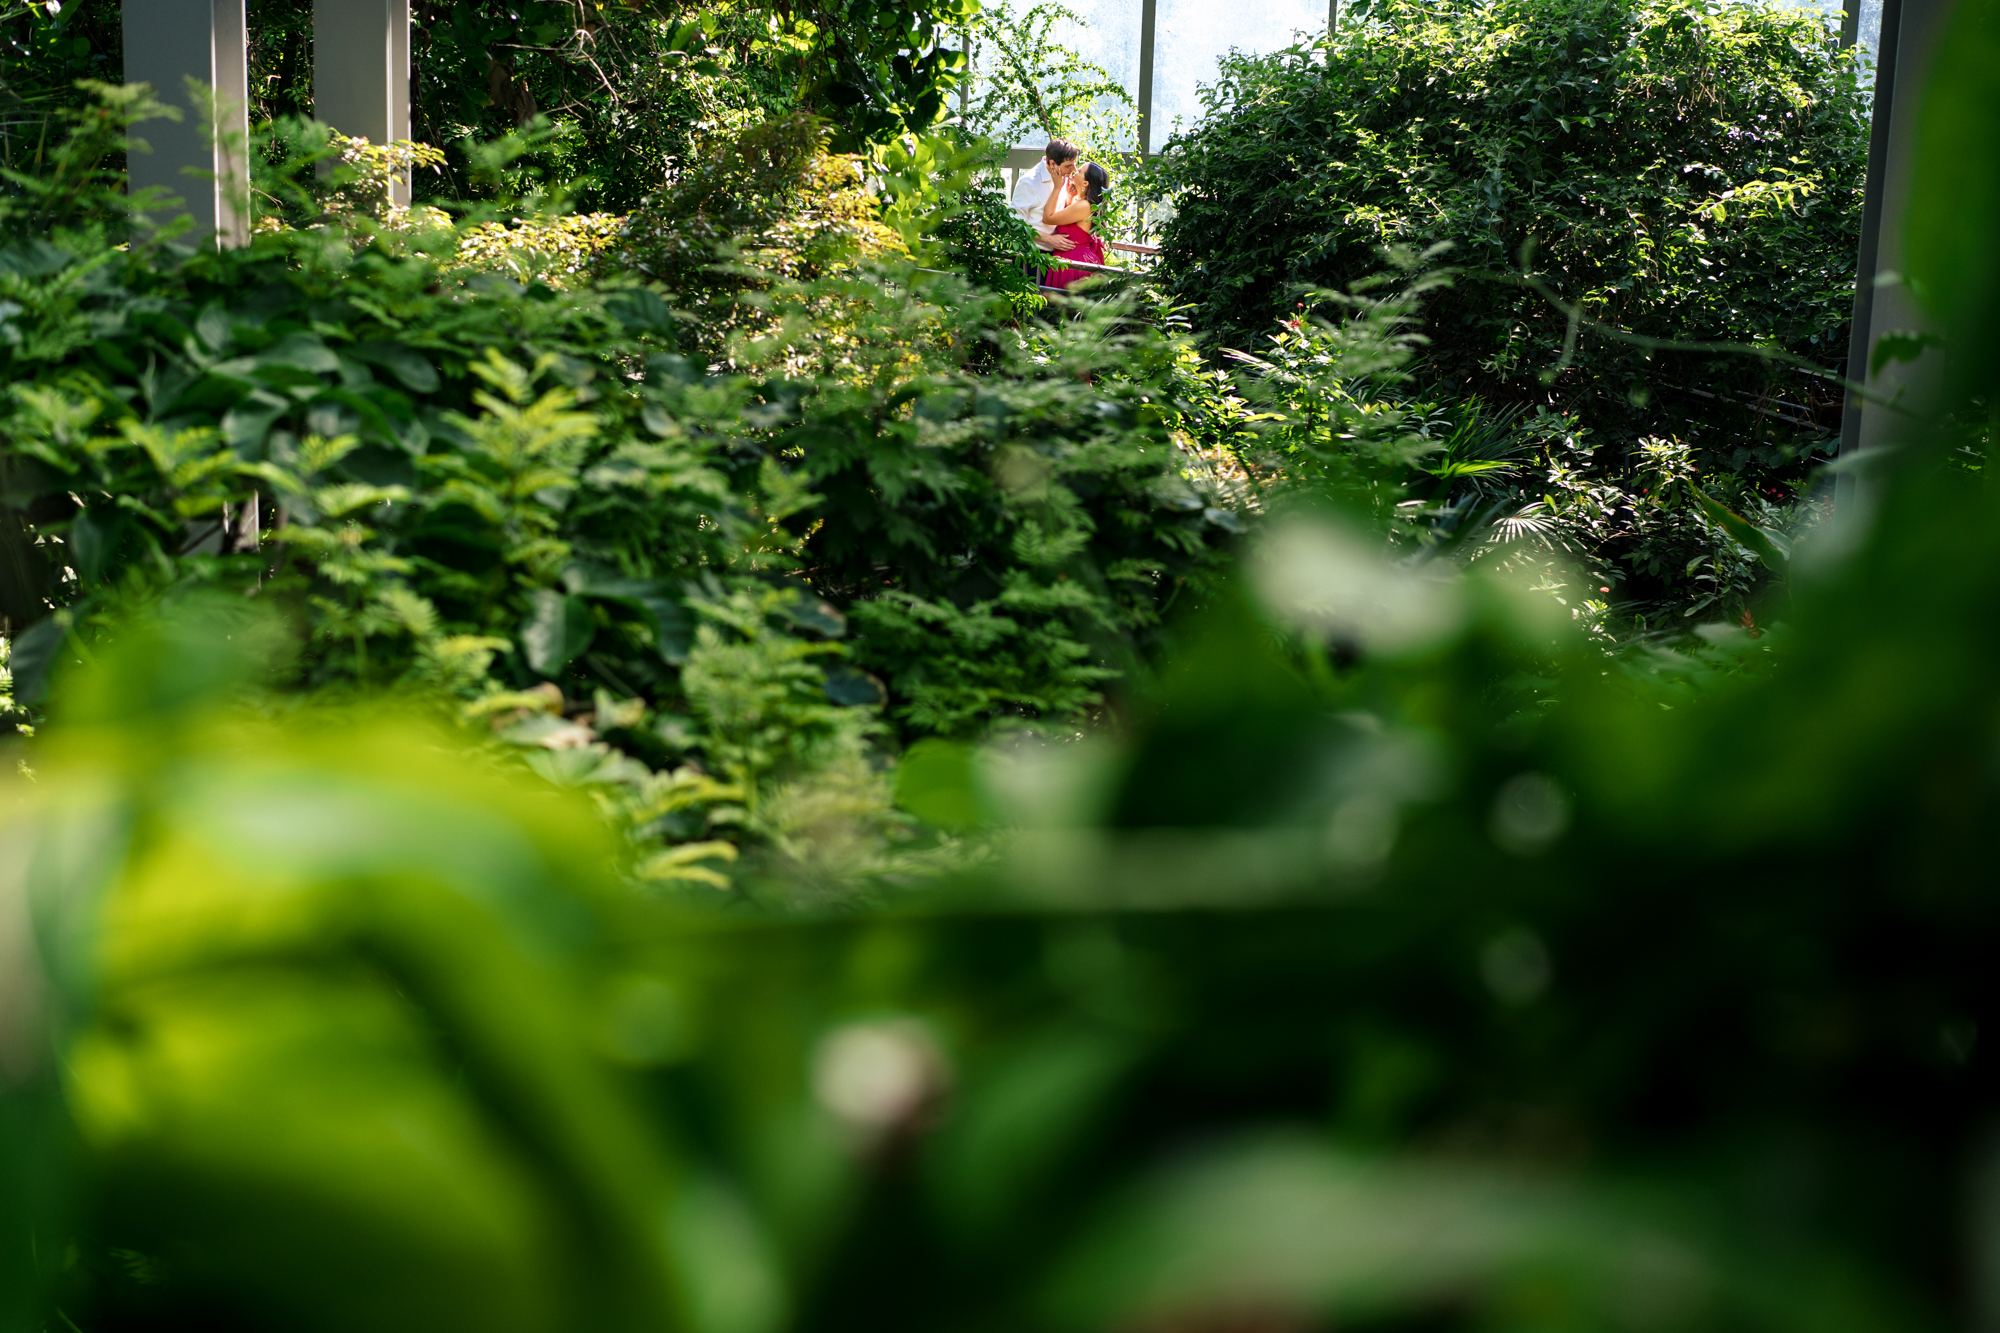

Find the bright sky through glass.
xmin=1149 ymin=0 xmax=1326 ymax=152
xmin=1045 ymin=0 xmax=1144 ymax=141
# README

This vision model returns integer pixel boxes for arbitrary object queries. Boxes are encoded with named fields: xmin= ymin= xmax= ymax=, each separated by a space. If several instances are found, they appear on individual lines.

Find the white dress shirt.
xmin=1010 ymin=160 xmax=1057 ymax=236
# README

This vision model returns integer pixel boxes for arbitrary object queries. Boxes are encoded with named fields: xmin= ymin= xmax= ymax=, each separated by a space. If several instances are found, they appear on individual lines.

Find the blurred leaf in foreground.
xmin=4 ymin=600 xmax=686 ymax=1333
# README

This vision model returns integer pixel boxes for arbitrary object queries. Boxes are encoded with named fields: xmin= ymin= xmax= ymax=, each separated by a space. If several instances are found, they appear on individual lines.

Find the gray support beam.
xmin=1836 ymin=0 xmax=1901 ymax=475
xmin=1137 ymin=0 xmax=1158 ymax=155
xmin=392 ymin=0 xmax=411 ymax=146
xmin=123 ymin=0 xmax=249 ymax=246
xmin=1330 ymin=0 xmax=1341 ymax=35
xmin=314 ymin=0 xmax=412 ymax=205
xmin=1839 ymin=0 xmax=1954 ymax=503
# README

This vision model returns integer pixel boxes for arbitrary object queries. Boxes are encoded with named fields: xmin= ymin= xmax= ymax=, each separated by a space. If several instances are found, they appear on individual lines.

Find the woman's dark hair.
xmin=1082 ymin=161 xmax=1110 ymax=206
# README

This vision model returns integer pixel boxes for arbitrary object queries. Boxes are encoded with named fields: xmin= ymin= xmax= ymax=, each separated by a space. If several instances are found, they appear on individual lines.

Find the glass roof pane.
xmin=994 ymin=0 xmax=1144 ymax=151
xmin=1149 ymin=0 xmax=1327 ymax=152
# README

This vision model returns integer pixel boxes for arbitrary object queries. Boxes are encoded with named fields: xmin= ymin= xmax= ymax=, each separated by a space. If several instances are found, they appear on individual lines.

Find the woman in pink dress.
xmin=1040 ymin=160 xmax=1110 ymax=289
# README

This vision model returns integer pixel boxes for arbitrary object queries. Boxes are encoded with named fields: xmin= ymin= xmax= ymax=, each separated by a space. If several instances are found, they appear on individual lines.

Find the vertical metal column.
xmin=959 ymin=22 xmax=972 ymax=118
xmin=123 ymin=0 xmax=250 ymax=246
xmin=1137 ymin=0 xmax=1158 ymax=156
xmin=1839 ymin=0 xmax=1954 ymax=501
xmin=391 ymin=0 xmax=410 ymax=148
xmin=1836 ymin=0 xmax=1901 ymax=476
xmin=314 ymin=0 xmax=412 ymax=205
xmin=1330 ymin=0 xmax=1341 ymax=35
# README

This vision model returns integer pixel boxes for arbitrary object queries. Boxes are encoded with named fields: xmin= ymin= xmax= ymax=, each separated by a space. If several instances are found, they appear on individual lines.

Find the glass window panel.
xmin=1758 ymin=0 xmax=1882 ymax=59
xmin=1149 ymin=0 xmax=1326 ymax=152
xmin=1853 ymin=0 xmax=1885 ymax=60
xmin=981 ymin=0 xmax=1144 ymax=150
xmin=1053 ymin=0 xmax=1145 ymax=149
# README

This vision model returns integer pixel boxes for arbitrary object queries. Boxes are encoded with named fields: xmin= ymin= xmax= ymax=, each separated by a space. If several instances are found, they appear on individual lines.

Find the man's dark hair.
xmin=1044 ymin=139 xmax=1079 ymax=164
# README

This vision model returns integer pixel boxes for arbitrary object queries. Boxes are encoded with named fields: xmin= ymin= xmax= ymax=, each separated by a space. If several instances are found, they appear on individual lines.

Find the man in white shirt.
xmin=1009 ymin=139 xmax=1079 ymax=253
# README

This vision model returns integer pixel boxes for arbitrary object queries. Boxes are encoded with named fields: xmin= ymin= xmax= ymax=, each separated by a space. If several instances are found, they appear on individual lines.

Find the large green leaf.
xmin=1041 ymin=1135 xmax=1912 ymax=1333
xmin=1695 ymin=490 xmax=1789 ymax=576
xmin=521 ymin=590 xmax=596 ymax=677
xmin=349 ymin=339 xmax=443 ymax=394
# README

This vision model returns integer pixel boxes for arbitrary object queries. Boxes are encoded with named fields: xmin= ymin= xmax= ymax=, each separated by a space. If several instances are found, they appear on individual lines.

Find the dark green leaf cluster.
xmin=0 ymin=0 xmax=122 ymax=174
xmin=1151 ymin=0 xmax=1866 ymax=468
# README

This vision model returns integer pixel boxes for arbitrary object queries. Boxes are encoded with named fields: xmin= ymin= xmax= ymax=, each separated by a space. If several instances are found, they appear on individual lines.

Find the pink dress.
xmin=1043 ymin=222 xmax=1105 ymax=288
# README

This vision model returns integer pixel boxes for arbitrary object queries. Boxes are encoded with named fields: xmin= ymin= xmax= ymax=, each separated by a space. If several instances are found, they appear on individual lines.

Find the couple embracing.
xmin=1008 ymin=138 xmax=1112 ymax=290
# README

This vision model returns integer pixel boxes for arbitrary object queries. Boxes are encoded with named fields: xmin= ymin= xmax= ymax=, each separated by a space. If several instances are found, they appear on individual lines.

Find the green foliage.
xmin=9 ymin=375 xmax=2000 ymax=1333
xmin=1216 ymin=279 xmax=1815 ymax=628
xmin=0 ymin=80 xmax=180 ymax=245
xmin=614 ymin=112 xmax=909 ymax=326
xmin=397 ymin=0 xmax=794 ymax=205
xmin=781 ymin=0 xmax=980 ymax=150
xmin=0 ymin=88 xmax=1237 ymax=884
xmin=1137 ymin=0 xmax=1867 ymax=625
xmin=0 ymin=0 xmax=121 ymax=172
xmin=0 ymin=0 xmax=972 ymax=213
xmin=4 ymin=609 xmax=686 ymax=1333
xmin=19 ymin=13 xmax=2000 ymax=1333
xmin=252 ymin=0 xmax=975 ymax=206
xmin=760 ymin=284 xmax=1229 ymax=737
xmin=1149 ymin=0 xmax=1865 ymax=491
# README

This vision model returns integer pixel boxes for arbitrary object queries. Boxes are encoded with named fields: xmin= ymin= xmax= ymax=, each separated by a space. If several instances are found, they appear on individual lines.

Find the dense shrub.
xmin=1219 ymin=283 xmax=1810 ymax=633
xmin=1152 ymin=0 xmax=1865 ymax=459
xmin=616 ymin=114 xmax=907 ymax=297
